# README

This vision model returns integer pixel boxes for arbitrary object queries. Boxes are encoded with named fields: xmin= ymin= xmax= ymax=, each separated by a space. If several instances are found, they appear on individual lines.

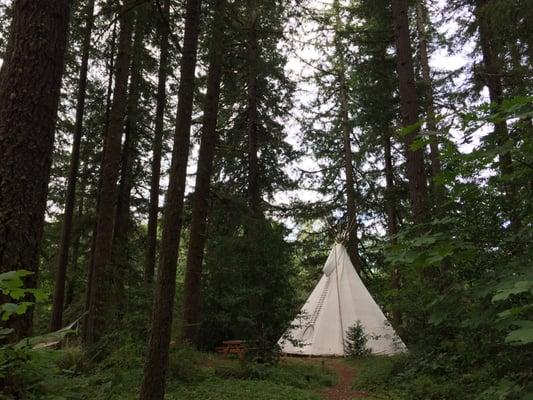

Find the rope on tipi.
xmin=308 ymin=282 xmax=329 ymax=326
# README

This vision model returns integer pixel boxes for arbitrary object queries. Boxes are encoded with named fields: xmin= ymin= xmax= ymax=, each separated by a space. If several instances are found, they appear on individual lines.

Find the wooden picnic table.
xmin=216 ymin=339 xmax=247 ymax=360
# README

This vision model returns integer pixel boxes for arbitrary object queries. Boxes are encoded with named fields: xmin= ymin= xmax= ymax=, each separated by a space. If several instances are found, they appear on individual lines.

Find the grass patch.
xmin=167 ymin=378 xmax=321 ymax=400
xmin=1 ymin=344 xmax=336 ymax=400
xmin=214 ymin=359 xmax=337 ymax=389
xmin=350 ymin=355 xmax=408 ymax=395
xmin=349 ymin=354 xmax=511 ymax=400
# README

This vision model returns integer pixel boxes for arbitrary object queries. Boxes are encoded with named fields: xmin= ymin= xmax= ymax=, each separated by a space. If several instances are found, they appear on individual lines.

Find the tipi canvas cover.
xmin=279 ymin=243 xmax=406 ymax=356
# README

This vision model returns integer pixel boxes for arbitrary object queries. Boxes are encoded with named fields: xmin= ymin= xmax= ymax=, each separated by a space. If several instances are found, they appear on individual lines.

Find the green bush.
xmin=214 ymin=363 xmax=259 ymax=380
xmin=351 ymin=355 xmax=406 ymax=393
xmin=345 ymin=321 xmax=371 ymax=358
xmin=102 ymin=340 xmax=144 ymax=369
xmin=0 ymin=346 xmax=71 ymax=400
xmin=263 ymin=362 xmax=337 ymax=389
xmin=167 ymin=343 xmax=206 ymax=382
xmin=214 ymin=360 xmax=336 ymax=389
xmin=167 ymin=378 xmax=321 ymax=400
xmin=55 ymin=345 xmax=88 ymax=374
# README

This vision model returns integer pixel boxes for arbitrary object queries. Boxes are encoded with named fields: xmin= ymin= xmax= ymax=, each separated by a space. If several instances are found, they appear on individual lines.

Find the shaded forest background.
xmin=0 ymin=0 xmax=531 ymax=399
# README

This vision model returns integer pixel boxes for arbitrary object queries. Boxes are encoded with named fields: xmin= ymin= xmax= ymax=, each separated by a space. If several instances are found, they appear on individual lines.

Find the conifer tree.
xmin=332 ymin=0 xmax=360 ymax=271
xmin=298 ymin=1 xmax=362 ymax=269
xmin=182 ymin=0 xmax=227 ymax=344
xmin=391 ymin=0 xmax=428 ymax=224
xmin=473 ymin=0 xmax=520 ymax=229
xmin=84 ymin=0 xmax=135 ymax=345
xmin=0 ymin=0 xmax=70 ymax=338
xmin=140 ymin=0 xmax=202 ymax=397
xmin=415 ymin=1 xmax=443 ymax=202
xmin=50 ymin=0 xmax=96 ymax=332
xmin=213 ymin=1 xmax=295 ymax=213
xmin=144 ymin=0 xmax=171 ymax=285
xmin=246 ymin=0 xmax=261 ymax=216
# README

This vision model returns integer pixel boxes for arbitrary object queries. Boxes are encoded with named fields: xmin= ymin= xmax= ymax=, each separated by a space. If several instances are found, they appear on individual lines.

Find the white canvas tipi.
xmin=279 ymin=243 xmax=407 ymax=356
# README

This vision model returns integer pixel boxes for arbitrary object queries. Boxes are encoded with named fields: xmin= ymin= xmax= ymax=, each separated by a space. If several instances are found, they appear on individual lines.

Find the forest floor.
xmin=316 ymin=359 xmax=370 ymax=399
xmin=4 ymin=343 xmax=397 ymax=399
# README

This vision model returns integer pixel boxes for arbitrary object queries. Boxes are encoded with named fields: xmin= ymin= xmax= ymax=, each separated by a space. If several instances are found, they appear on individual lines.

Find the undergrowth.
xmin=0 ymin=342 xmax=335 ymax=400
xmin=214 ymin=360 xmax=337 ymax=389
xmin=350 ymin=353 xmax=532 ymax=400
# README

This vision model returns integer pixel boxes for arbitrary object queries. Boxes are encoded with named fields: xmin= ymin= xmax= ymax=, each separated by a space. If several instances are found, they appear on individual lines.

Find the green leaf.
xmin=0 ymin=269 xmax=33 ymax=282
xmin=0 ymin=327 xmax=13 ymax=337
xmin=1 ymin=302 xmax=19 ymax=314
xmin=429 ymin=310 xmax=448 ymax=326
xmin=8 ymin=288 xmax=26 ymax=300
xmin=505 ymin=326 xmax=533 ymax=345
xmin=492 ymin=280 xmax=533 ymax=302
xmin=497 ymin=304 xmax=533 ymax=318
xmin=32 ymin=289 xmax=48 ymax=302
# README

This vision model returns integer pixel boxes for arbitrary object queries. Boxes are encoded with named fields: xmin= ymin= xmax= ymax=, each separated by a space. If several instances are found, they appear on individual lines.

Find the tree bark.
xmin=83 ymin=0 xmax=134 ymax=346
xmin=50 ymin=0 xmax=95 ymax=332
xmin=474 ymin=0 xmax=520 ymax=230
xmin=182 ymin=0 xmax=227 ymax=344
xmin=0 ymin=0 xmax=70 ymax=338
xmin=383 ymin=132 xmax=399 ymax=239
xmin=144 ymin=0 xmax=170 ymax=285
xmin=65 ymin=170 xmax=86 ymax=310
xmin=84 ymin=20 xmax=118 ymax=320
xmin=139 ymin=0 xmax=202 ymax=398
xmin=113 ymin=9 xmax=146 ymax=251
xmin=85 ymin=17 xmax=117 ymax=315
xmin=383 ymin=129 xmax=401 ymax=325
xmin=246 ymin=0 xmax=261 ymax=217
xmin=391 ymin=0 xmax=428 ymax=224
xmin=415 ymin=1 xmax=442 ymax=200
xmin=333 ymin=0 xmax=360 ymax=273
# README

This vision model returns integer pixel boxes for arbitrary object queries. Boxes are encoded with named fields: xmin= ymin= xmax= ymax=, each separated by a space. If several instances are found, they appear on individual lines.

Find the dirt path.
xmin=318 ymin=359 xmax=369 ymax=400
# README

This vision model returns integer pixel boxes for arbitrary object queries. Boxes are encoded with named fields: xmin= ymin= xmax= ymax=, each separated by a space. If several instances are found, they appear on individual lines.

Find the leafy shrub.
xmin=55 ymin=346 xmax=87 ymax=373
xmin=168 ymin=378 xmax=321 ymax=400
xmin=345 ymin=321 xmax=371 ymax=357
xmin=0 ymin=270 xmax=47 ymax=323
xmin=264 ymin=362 xmax=336 ymax=389
xmin=199 ymin=203 xmax=299 ymax=354
xmin=214 ymin=360 xmax=336 ymax=389
xmin=0 ymin=346 xmax=69 ymax=400
xmin=167 ymin=343 xmax=206 ymax=382
xmin=214 ymin=363 xmax=261 ymax=380
xmin=351 ymin=355 xmax=407 ymax=393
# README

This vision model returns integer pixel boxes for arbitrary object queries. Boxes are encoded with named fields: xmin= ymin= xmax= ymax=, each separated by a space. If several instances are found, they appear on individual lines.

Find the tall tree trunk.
xmin=383 ymin=132 xmax=399 ymax=239
xmin=105 ymin=21 xmax=119 ymax=135
xmin=114 ymin=10 xmax=146 ymax=248
xmin=0 ymin=0 xmax=70 ymax=339
xmin=50 ymin=0 xmax=95 ymax=332
xmin=333 ymin=0 xmax=360 ymax=272
xmin=246 ymin=0 xmax=261 ymax=217
xmin=391 ymin=0 xmax=428 ymax=224
xmin=182 ymin=0 xmax=226 ymax=344
xmin=85 ymin=20 xmax=118 ymax=318
xmin=474 ymin=0 xmax=520 ymax=230
xmin=83 ymin=0 xmax=134 ymax=346
xmin=139 ymin=0 xmax=202 ymax=398
xmin=383 ymin=129 xmax=401 ymax=325
xmin=144 ymin=0 xmax=171 ymax=285
xmin=415 ymin=1 xmax=442 ymax=201
xmin=65 ymin=170 xmax=87 ymax=310
xmin=112 ymin=12 xmax=146 ymax=301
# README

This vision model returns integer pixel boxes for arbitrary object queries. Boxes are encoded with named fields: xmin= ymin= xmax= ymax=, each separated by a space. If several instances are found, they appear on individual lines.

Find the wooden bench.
xmin=216 ymin=340 xmax=246 ymax=360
